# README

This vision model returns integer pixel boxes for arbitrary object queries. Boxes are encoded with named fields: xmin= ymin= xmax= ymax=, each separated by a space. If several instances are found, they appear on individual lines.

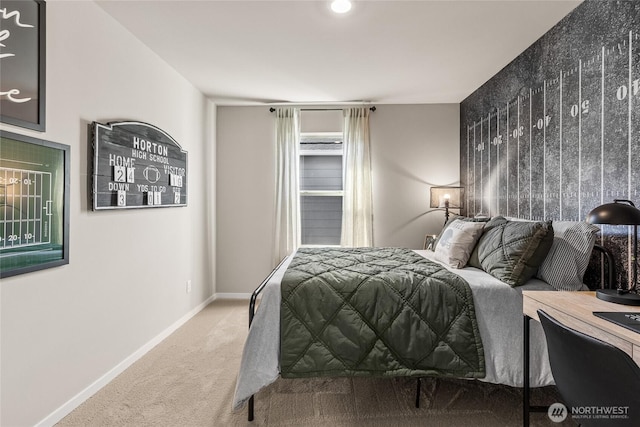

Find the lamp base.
xmin=596 ymin=289 xmax=640 ymax=306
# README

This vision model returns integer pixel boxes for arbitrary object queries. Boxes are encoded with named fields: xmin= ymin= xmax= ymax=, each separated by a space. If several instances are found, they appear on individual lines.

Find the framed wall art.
xmin=0 ymin=130 xmax=70 ymax=278
xmin=0 ymin=0 xmax=46 ymax=131
xmin=91 ymin=121 xmax=188 ymax=210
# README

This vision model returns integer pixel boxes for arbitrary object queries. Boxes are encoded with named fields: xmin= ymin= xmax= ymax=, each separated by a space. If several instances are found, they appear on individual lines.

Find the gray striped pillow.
xmin=536 ymin=221 xmax=600 ymax=291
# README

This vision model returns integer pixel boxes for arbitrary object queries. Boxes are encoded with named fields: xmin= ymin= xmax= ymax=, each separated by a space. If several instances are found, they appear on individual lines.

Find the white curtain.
xmin=341 ymin=107 xmax=373 ymax=247
xmin=274 ymin=107 xmax=301 ymax=263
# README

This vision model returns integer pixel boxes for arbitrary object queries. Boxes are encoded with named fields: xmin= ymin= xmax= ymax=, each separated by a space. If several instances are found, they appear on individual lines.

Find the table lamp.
xmin=586 ymin=199 xmax=640 ymax=305
xmin=430 ymin=186 xmax=464 ymax=224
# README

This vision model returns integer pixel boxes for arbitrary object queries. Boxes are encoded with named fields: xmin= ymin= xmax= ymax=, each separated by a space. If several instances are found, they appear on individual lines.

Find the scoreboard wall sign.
xmin=91 ymin=121 xmax=188 ymax=210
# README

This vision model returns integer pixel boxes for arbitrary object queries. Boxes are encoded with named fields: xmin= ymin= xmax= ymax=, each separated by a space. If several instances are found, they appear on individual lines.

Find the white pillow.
xmin=537 ymin=221 xmax=600 ymax=291
xmin=434 ymin=220 xmax=485 ymax=268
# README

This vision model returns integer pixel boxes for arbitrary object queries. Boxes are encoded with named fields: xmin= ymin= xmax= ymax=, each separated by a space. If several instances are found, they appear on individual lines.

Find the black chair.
xmin=538 ymin=309 xmax=640 ymax=426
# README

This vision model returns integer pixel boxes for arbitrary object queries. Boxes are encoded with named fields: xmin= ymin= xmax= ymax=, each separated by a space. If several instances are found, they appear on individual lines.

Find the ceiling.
xmin=96 ymin=0 xmax=582 ymax=105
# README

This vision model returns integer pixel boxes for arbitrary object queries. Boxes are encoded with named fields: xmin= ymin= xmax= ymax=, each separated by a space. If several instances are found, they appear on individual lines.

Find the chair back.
xmin=538 ymin=309 xmax=640 ymax=426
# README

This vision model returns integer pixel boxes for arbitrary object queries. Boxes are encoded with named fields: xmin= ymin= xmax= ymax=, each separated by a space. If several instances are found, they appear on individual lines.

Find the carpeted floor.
xmin=57 ymin=299 xmax=575 ymax=426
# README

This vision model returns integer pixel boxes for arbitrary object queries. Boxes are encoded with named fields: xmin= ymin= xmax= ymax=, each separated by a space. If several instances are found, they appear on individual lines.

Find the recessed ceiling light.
xmin=331 ymin=0 xmax=352 ymax=14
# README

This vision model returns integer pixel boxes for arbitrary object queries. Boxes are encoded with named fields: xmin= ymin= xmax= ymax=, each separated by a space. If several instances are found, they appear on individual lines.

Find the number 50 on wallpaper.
xmin=0 ymin=131 xmax=70 ymax=278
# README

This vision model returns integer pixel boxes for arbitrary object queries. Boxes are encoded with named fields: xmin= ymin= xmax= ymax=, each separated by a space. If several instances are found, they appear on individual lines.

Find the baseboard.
xmin=36 ymin=294 xmax=216 ymax=427
xmin=215 ymin=292 xmax=252 ymax=299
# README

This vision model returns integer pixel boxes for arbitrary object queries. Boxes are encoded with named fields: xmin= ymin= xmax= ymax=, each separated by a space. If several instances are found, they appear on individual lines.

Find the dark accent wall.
xmin=460 ymin=0 xmax=640 ymax=287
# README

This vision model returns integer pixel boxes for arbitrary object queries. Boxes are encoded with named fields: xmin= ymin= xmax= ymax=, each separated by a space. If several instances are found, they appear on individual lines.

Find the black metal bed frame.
xmin=247 ymin=256 xmax=288 ymax=422
xmin=245 ymin=255 xmax=426 ymax=421
xmin=247 ymin=244 xmax=616 ymax=423
xmin=590 ymin=243 xmax=616 ymax=290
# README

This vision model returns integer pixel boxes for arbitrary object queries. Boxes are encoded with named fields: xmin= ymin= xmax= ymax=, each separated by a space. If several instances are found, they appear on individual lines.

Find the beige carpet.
xmin=57 ymin=299 xmax=574 ymax=426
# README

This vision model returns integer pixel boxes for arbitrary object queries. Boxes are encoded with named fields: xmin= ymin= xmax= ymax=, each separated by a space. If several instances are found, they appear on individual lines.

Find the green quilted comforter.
xmin=280 ymin=247 xmax=485 ymax=379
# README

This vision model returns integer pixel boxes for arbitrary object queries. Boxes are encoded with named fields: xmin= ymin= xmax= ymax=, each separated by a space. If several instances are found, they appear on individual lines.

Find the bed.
xmin=232 ymin=217 xmax=605 ymax=418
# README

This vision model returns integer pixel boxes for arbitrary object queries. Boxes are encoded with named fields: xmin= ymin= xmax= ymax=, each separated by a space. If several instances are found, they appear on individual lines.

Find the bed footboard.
xmin=247 ymin=256 xmax=288 ymax=422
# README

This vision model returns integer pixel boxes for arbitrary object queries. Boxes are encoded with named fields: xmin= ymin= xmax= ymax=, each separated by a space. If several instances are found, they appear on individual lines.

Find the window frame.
xmin=299 ymin=132 xmax=344 ymax=247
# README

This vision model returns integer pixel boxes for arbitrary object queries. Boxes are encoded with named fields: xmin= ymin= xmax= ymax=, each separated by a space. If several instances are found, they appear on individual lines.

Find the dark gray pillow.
xmin=474 ymin=219 xmax=554 ymax=287
xmin=467 ymin=216 xmax=508 ymax=268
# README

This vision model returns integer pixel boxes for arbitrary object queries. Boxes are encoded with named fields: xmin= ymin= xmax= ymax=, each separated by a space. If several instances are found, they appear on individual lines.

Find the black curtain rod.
xmin=269 ymin=106 xmax=376 ymax=113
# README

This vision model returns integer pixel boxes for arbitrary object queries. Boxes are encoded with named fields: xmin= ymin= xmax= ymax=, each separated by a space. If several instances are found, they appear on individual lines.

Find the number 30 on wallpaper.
xmin=0 ymin=131 xmax=70 ymax=278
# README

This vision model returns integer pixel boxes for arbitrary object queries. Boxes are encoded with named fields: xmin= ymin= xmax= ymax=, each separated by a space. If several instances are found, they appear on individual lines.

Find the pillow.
xmin=433 ymin=220 xmax=486 ymax=268
xmin=536 ymin=221 xmax=600 ymax=291
xmin=474 ymin=217 xmax=554 ymax=287
xmin=467 ymin=216 xmax=508 ymax=268
xmin=431 ymin=215 xmax=460 ymax=251
xmin=431 ymin=215 xmax=489 ymax=252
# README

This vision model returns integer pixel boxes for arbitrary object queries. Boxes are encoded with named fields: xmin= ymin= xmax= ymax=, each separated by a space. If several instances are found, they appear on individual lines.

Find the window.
xmin=299 ymin=132 xmax=343 ymax=246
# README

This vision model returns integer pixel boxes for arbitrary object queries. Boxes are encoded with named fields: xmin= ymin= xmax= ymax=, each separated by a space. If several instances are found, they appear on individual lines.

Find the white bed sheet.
xmin=232 ymin=250 xmax=555 ymax=410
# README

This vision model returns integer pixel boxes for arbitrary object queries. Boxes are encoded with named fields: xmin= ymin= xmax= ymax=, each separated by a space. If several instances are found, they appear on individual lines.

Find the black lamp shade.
xmin=586 ymin=200 xmax=640 ymax=225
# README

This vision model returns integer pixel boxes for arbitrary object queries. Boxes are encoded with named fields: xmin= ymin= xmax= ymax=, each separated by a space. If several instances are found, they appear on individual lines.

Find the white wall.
xmin=371 ymin=104 xmax=460 ymax=248
xmin=0 ymin=2 xmax=214 ymax=426
xmin=216 ymin=104 xmax=459 ymax=294
xmin=216 ymin=107 xmax=275 ymax=296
